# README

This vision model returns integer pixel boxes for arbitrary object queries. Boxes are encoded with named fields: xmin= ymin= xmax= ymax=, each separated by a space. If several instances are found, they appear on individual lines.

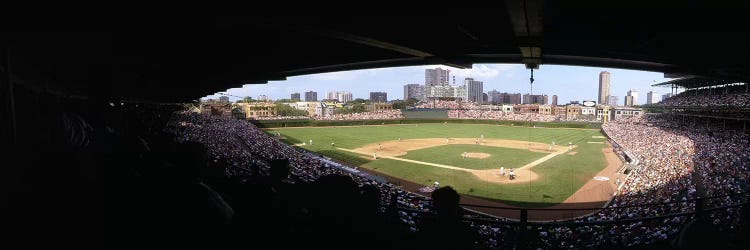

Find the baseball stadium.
xmin=5 ymin=7 xmax=750 ymax=250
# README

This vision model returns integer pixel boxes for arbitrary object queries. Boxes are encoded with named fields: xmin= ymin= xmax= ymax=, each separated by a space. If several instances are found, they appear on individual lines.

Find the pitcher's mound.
xmin=465 ymin=152 xmax=491 ymax=159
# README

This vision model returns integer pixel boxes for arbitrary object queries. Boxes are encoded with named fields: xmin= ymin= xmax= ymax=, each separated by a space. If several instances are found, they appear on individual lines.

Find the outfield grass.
xmin=397 ymin=144 xmax=548 ymax=170
xmin=270 ymin=123 xmax=608 ymax=207
xmin=273 ymin=123 xmax=596 ymax=151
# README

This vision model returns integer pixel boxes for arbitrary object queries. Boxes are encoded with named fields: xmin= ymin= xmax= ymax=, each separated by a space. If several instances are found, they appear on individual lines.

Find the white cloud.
xmin=417 ymin=64 xmax=522 ymax=82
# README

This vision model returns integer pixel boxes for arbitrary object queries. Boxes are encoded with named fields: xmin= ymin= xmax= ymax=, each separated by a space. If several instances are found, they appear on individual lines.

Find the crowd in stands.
xmin=251 ymin=115 xmax=309 ymax=120
xmin=655 ymin=85 xmax=750 ymax=107
xmin=448 ymin=109 xmax=558 ymax=122
xmin=238 ymin=99 xmax=606 ymax=123
xmin=523 ymin=114 xmax=703 ymax=248
xmin=165 ymin=112 xmax=444 ymax=247
xmin=587 ymin=114 xmax=749 ymax=248
xmin=484 ymin=113 xmax=750 ymax=248
xmin=314 ymin=109 xmax=404 ymax=120
xmin=415 ymin=100 xmax=598 ymax=122
xmin=415 ymin=100 xmax=480 ymax=109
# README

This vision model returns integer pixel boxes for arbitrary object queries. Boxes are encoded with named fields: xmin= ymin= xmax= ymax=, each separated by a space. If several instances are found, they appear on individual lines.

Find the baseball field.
xmin=269 ymin=123 xmax=620 ymax=209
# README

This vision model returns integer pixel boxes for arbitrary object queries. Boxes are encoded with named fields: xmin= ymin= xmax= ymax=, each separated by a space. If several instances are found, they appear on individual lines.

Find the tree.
xmin=336 ymin=103 xmax=366 ymax=114
xmin=391 ymin=98 xmax=419 ymax=109
xmin=275 ymin=103 xmax=308 ymax=116
xmin=347 ymin=98 xmax=368 ymax=105
xmin=351 ymin=103 xmax=366 ymax=113
xmin=236 ymin=96 xmax=255 ymax=103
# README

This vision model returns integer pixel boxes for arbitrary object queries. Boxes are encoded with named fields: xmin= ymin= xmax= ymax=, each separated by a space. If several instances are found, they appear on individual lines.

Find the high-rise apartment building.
xmin=425 ymin=68 xmax=450 ymax=86
xmin=646 ymin=91 xmax=659 ymax=104
xmin=465 ymin=78 xmax=484 ymax=103
xmin=369 ymin=92 xmax=388 ymax=103
xmin=304 ymin=91 xmax=317 ymax=101
xmin=403 ymin=84 xmax=425 ymax=100
xmin=598 ymin=71 xmax=611 ymax=105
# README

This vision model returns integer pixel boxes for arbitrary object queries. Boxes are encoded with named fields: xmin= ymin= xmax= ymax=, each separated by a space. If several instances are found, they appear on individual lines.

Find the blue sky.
xmin=202 ymin=64 xmax=679 ymax=105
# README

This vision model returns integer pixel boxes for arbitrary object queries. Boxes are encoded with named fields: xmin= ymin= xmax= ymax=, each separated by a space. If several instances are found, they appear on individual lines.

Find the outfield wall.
xmin=250 ymin=118 xmax=602 ymax=129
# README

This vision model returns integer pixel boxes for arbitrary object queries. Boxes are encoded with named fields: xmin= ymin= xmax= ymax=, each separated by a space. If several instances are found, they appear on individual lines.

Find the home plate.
xmin=594 ymin=176 xmax=610 ymax=181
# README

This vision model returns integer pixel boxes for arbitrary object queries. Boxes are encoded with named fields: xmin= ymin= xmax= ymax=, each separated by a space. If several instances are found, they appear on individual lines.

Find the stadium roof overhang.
xmin=3 ymin=1 xmax=750 ymax=103
xmin=652 ymin=76 xmax=747 ymax=89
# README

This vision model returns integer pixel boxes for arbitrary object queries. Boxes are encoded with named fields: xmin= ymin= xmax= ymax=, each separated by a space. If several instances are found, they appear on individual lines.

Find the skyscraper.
xmin=326 ymin=91 xmax=337 ymax=101
xmin=624 ymin=95 xmax=634 ymax=107
xmin=370 ymin=92 xmax=388 ymax=103
xmin=337 ymin=91 xmax=353 ymax=103
xmin=487 ymin=89 xmax=502 ymax=104
xmin=647 ymin=91 xmax=659 ymax=104
xmin=465 ymin=78 xmax=484 ymax=103
xmin=507 ymin=93 xmax=522 ymax=104
xmin=291 ymin=92 xmax=300 ymax=101
xmin=305 ymin=91 xmax=317 ymax=101
xmin=324 ymin=91 xmax=353 ymax=103
xmin=552 ymin=95 xmax=558 ymax=106
xmin=425 ymin=68 xmax=450 ymax=86
xmin=403 ymin=84 xmax=425 ymax=100
xmin=626 ymin=89 xmax=638 ymax=106
xmin=598 ymin=71 xmax=611 ymax=105
xmin=523 ymin=94 xmax=548 ymax=104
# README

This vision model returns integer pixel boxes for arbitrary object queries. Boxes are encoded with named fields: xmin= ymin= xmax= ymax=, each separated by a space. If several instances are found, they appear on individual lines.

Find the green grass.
xmin=397 ymin=144 xmax=548 ymax=170
xmin=274 ymin=123 xmax=597 ymax=151
xmin=270 ymin=123 xmax=610 ymax=207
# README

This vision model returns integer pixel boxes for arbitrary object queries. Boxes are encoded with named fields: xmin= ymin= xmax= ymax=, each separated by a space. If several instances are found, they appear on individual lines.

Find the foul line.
xmin=336 ymin=146 xmax=574 ymax=173
xmin=516 ymin=146 xmax=574 ymax=170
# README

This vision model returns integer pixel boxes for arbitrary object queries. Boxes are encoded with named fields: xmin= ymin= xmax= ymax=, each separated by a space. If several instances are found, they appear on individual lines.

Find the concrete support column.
xmin=3 ymin=44 xmax=17 ymax=145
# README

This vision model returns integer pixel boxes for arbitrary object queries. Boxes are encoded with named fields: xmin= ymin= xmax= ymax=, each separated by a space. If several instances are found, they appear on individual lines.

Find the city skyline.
xmin=203 ymin=64 xmax=675 ymax=105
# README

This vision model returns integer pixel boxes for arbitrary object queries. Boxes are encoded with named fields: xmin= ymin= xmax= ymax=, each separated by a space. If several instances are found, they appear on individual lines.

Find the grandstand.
xmin=651 ymin=76 xmax=750 ymax=133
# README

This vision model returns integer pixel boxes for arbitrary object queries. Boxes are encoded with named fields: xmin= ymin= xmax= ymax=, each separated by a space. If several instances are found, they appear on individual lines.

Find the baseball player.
xmin=434 ymin=180 xmax=440 ymax=189
xmin=378 ymin=143 xmax=382 ymax=150
xmin=500 ymin=166 xmax=505 ymax=176
xmin=309 ymin=139 xmax=313 ymax=146
xmin=373 ymin=152 xmax=377 ymax=160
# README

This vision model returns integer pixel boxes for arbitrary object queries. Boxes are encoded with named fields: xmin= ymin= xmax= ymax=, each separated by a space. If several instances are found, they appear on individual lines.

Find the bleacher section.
xmin=401 ymin=108 xmax=448 ymax=119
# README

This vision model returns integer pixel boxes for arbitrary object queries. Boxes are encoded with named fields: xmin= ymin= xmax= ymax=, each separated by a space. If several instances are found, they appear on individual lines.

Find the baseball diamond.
xmin=271 ymin=123 xmax=620 ymax=214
